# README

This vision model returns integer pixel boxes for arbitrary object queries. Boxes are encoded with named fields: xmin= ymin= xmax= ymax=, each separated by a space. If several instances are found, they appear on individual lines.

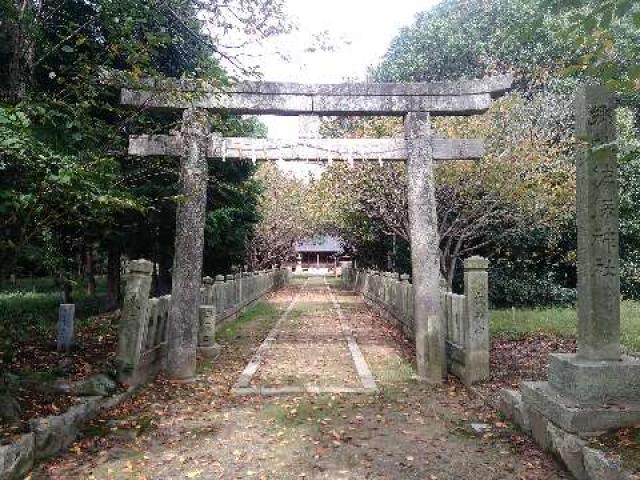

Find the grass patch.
xmin=491 ymin=300 xmax=640 ymax=352
xmin=373 ymin=356 xmax=416 ymax=386
xmin=216 ymin=301 xmax=280 ymax=342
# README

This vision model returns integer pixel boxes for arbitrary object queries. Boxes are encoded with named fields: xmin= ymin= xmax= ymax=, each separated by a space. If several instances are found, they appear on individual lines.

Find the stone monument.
xmin=504 ymin=86 xmax=640 ymax=446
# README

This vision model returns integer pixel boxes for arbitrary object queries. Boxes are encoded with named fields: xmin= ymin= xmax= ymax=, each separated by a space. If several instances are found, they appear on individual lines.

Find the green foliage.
xmin=0 ymin=0 xmax=276 ymax=295
xmin=205 ymin=160 xmax=261 ymax=274
xmin=490 ymin=263 xmax=576 ymax=308
xmin=537 ymin=0 xmax=640 ymax=93
xmin=618 ymin=108 xmax=640 ymax=298
xmin=373 ymin=0 xmax=575 ymax=84
xmin=367 ymin=0 xmax=639 ymax=305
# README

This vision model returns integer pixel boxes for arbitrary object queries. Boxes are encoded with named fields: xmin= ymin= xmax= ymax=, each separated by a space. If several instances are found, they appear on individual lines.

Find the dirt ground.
xmin=1 ymin=311 xmax=119 ymax=441
xmin=33 ymin=277 xmax=570 ymax=479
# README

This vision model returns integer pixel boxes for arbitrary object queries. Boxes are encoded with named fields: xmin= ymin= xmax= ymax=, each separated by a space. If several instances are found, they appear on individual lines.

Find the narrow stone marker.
xmin=117 ymin=259 xmax=153 ymax=385
xmin=463 ymin=256 xmax=490 ymax=383
xmin=198 ymin=305 xmax=221 ymax=359
xmin=56 ymin=304 xmax=75 ymax=352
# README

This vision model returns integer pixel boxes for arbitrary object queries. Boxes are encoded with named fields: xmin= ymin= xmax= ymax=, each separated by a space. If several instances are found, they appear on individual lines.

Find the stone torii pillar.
xmin=405 ymin=112 xmax=445 ymax=382
xmin=167 ymin=108 xmax=209 ymax=380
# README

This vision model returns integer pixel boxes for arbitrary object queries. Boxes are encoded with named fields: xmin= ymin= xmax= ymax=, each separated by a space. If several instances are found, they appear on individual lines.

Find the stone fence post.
xmin=225 ymin=274 xmax=235 ymax=309
xmin=400 ymin=274 xmax=412 ymax=335
xmin=117 ymin=259 xmax=153 ymax=385
xmin=234 ymin=273 xmax=242 ymax=307
xmin=202 ymin=276 xmax=214 ymax=305
xmin=214 ymin=275 xmax=225 ymax=315
xmin=198 ymin=305 xmax=221 ymax=359
xmin=463 ymin=256 xmax=490 ymax=383
xmin=56 ymin=304 xmax=75 ymax=353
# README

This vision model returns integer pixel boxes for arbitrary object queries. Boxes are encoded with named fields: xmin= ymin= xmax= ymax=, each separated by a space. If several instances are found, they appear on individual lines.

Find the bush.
xmin=489 ymin=266 xmax=576 ymax=308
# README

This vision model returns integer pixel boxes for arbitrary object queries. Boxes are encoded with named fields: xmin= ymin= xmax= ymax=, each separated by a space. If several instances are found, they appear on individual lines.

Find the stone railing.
xmin=117 ymin=260 xmax=288 ymax=386
xmin=197 ymin=269 xmax=289 ymax=356
xmin=342 ymin=256 xmax=489 ymax=385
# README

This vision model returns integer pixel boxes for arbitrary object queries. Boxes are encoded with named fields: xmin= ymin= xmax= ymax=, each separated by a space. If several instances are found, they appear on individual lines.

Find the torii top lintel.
xmin=120 ymin=75 xmax=513 ymax=116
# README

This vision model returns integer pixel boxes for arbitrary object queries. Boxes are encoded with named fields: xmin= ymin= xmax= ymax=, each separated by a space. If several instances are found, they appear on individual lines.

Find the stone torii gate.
xmin=120 ymin=75 xmax=512 ymax=382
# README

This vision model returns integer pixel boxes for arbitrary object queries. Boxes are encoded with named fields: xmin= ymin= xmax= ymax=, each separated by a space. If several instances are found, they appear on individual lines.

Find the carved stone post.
xmin=576 ymin=85 xmax=620 ymax=361
xmin=214 ymin=275 xmax=225 ymax=316
xmin=202 ymin=276 xmax=214 ymax=305
xmin=405 ymin=112 xmax=444 ymax=382
xmin=117 ymin=259 xmax=153 ymax=384
xmin=167 ymin=108 xmax=209 ymax=380
xmin=198 ymin=305 xmax=221 ymax=359
xmin=463 ymin=256 xmax=490 ymax=384
xmin=235 ymin=272 xmax=242 ymax=307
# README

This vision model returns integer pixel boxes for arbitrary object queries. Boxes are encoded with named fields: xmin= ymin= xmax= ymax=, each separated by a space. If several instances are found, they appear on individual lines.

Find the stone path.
xmin=233 ymin=277 xmax=376 ymax=395
xmin=34 ymin=277 xmax=569 ymax=479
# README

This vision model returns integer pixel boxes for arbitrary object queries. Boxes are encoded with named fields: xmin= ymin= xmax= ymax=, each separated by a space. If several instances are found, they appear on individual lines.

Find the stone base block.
xmin=546 ymin=421 xmax=587 ymax=480
xmin=0 ymin=433 xmax=34 ymax=480
xmin=499 ymin=389 xmax=530 ymax=432
xmin=198 ymin=344 xmax=221 ymax=359
xmin=549 ymin=353 xmax=640 ymax=405
xmin=521 ymin=381 xmax=640 ymax=434
xmin=583 ymin=447 xmax=632 ymax=480
xmin=521 ymin=407 xmax=635 ymax=480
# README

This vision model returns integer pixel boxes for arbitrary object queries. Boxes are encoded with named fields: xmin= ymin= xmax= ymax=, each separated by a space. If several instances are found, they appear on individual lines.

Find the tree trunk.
xmin=106 ymin=244 xmax=121 ymax=311
xmin=3 ymin=1 xmax=36 ymax=104
xmin=85 ymin=246 xmax=96 ymax=295
xmin=62 ymin=276 xmax=74 ymax=304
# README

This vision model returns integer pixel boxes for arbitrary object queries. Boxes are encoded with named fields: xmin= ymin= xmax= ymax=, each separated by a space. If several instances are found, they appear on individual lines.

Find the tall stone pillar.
xmin=167 ymin=108 xmax=209 ymax=380
xmin=214 ymin=275 xmax=225 ymax=316
xmin=405 ymin=112 xmax=445 ymax=382
xmin=576 ymin=84 xmax=620 ymax=361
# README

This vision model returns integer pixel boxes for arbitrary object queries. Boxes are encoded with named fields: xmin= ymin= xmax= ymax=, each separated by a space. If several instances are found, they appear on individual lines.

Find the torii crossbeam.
xmin=128 ymin=135 xmax=485 ymax=162
xmin=122 ymin=75 xmax=513 ymax=382
xmin=121 ymin=76 xmax=512 ymax=116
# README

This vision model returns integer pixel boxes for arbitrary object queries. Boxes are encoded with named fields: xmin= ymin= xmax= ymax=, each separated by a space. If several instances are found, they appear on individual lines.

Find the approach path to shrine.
xmin=35 ymin=276 xmax=568 ymax=479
